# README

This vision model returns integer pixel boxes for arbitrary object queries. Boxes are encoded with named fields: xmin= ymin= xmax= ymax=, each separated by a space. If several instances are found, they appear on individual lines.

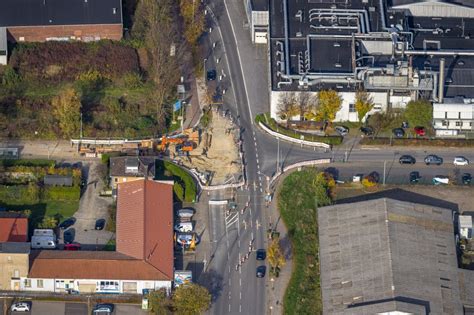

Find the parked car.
xmin=410 ymin=171 xmax=420 ymax=183
xmin=10 ymin=302 xmax=30 ymax=312
xmin=64 ymin=243 xmax=81 ymax=251
xmin=256 ymin=266 xmax=266 ymax=278
xmin=454 ymin=156 xmax=469 ymax=166
xmin=176 ymin=233 xmax=200 ymax=247
xmin=206 ymin=70 xmax=217 ymax=81
xmin=174 ymin=222 xmax=194 ymax=233
xmin=63 ymin=229 xmax=74 ymax=244
xmin=93 ymin=303 xmax=114 ymax=313
xmin=392 ymin=128 xmax=405 ymax=138
xmin=256 ymin=249 xmax=266 ymax=260
xmin=95 ymin=219 xmax=106 ymax=230
xmin=335 ymin=126 xmax=349 ymax=136
xmin=401 ymin=121 xmax=409 ymax=128
xmin=414 ymin=126 xmax=425 ymax=136
xmin=462 ymin=173 xmax=472 ymax=185
xmin=399 ymin=155 xmax=416 ymax=165
xmin=58 ymin=217 xmax=76 ymax=229
xmin=424 ymin=155 xmax=443 ymax=165
xmin=360 ymin=126 xmax=374 ymax=136
xmin=177 ymin=208 xmax=195 ymax=219
xmin=433 ymin=175 xmax=449 ymax=185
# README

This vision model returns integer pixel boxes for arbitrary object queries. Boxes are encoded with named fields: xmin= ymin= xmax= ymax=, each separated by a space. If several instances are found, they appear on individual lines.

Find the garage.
xmin=78 ymin=282 xmax=96 ymax=293
xmin=123 ymin=282 xmax=137 ymax=294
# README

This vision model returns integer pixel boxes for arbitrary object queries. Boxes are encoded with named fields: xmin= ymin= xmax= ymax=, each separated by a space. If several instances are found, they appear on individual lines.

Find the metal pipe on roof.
xmin=308 ymin=8 xmax=371 ymax=33
xmin=439 ymin=58 xmax=445 ymax=103
xmin=401 ymin=50 xmax=474 ymax=56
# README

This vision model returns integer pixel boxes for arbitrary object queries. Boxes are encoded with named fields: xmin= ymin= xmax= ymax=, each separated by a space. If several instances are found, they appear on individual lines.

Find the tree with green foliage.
xmin=316 ymin=90 xmax=342 ymax=122
xmin=355 ymin=90 xmax=374 ymax=122
xmin=404 ymin=99 xmax=433 ymax=128
xmin=179 ymin=0 xmax=205 ymax=47
xmin=52 ymin=87 xmax=81 ymax=138
xmin=268 ymin=238 xmax=286 ymax=275
xmin=38 ymin=216 xmax=58 ymax=229
xmin=148 ymin=288 xmax=172 ymax=314
xmin=172 ymin=283 xmax=211 ymax=315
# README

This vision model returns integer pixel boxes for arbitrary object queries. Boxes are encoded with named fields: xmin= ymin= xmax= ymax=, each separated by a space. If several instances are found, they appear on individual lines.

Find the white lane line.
xmin=260 ymin=188 xmax=263 ymax=193
xmin=229 ymin=278 xmax=231 ymax=286
xmin=229 ymin=304 xmax=231 ymax=313
xmin=240 ymin=304 xmax=242 ymax=313
xmin=256 ymin=158 xmax=259 ymax=164
xmin=223 ymin=0 xmax=254 ymax=122
xmin=239 ymin=278 xmax=242 ymax=286
xmin=240 ymin=291 xmax=242 ymax=299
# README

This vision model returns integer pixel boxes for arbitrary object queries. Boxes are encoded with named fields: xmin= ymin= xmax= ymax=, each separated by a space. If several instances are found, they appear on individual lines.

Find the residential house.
xmin=20 ymin=179 xmax=174 ymax=294
xmin=0 ymin=212 xmax=28 ymax=243
xmin=459 ymin=215 xmax=473 ymax=240
xmin=318 ymin=198 xmax=474 ymax=314
xmin=0 ymin=0 xmax=122 ymax=43
xmin=109 ymin=156 xmax=156 ymax=192
xmin=0 ymin=242 xmax=30 ymax=291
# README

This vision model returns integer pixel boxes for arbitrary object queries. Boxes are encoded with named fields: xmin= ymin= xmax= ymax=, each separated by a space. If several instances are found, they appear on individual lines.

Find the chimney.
xmin=439 ymin=58 xmax=445 ymax=103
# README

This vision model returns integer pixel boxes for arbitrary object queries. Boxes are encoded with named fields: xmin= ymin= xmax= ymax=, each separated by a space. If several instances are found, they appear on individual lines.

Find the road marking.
xmin=260 ymin=188 xmax=263 ymax=193
xmin=229 ymin=278 xmax=231 ymax=286
xmin=229 ymin=304 xmax=231 ymax=312
xmin=223 ymin=0 xmax=254 ymax=122
xmin=240 ymin=278 xmax=242 ymax=286
xmin=240 ymin=291 xmax=242 ymax=299
xmin=240 ymin=304 xmax=242 ymax=312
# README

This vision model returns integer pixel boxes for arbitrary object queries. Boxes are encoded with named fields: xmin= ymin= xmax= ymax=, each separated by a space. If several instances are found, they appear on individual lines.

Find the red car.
xmin=64 ymin=243 xmax=81 ymax=251
xmin=414 ymin=126 xmax=425 ymax=136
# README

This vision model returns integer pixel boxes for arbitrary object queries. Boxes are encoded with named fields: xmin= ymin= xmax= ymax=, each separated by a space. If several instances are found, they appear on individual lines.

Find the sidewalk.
xmin=266 ymin=197 xmax=293 ymax=315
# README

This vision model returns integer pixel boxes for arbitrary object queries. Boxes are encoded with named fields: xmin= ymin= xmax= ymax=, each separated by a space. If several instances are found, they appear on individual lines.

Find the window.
xmin=114 ymin=178 xmax=118 ymax=183
xmin=349 ymin=103 xmax=356 ymax=112
xmin=7 ymin=256 xmax=12 ymax=263
xmin=442 ymin=121 xmax=448 ymax=126
xmin=19 ymin=37 xmax=25 ymax=42
xmin=14 ymin=270 xmax=19 ymax=278
xmin=456 ymin=121 xmax=463 ymax=127
xmin=24 ymin=279 xmax=31 ymax=288
xmin=37 ymin=280 xmax=44 ymax=288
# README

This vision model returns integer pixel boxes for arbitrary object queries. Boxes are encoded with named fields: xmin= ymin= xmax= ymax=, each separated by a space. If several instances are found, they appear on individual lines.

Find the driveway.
xmin=63 ymin=161 xmax=114 ymax=248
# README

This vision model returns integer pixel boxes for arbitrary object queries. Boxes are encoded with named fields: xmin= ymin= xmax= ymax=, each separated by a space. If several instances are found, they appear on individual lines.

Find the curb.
xmin=257 ymin=122 xmax=331 ymax=149
xmin=269 ymin=159 xmax=332 ymax=186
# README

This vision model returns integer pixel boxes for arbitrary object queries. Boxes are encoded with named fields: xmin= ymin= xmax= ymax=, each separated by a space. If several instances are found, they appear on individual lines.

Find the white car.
xmin=433 ymin=176 xmax=449 ymax=185
xmin=11 ymin=302 xmax=30 ymax=312
xmin=174 ymin=222 xmax=194 ymax=233
xmin=454 ymin=156 xmax=469 ymax=166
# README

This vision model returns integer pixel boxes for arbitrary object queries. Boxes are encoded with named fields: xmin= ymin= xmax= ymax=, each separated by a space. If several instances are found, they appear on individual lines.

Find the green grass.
xmin=255 ymin=113 xmax=342 ymax=145
xmin=278 ymin=169 xmax=331 ymax=315
xmin=155 ymin=160 xmax=197 ymax=202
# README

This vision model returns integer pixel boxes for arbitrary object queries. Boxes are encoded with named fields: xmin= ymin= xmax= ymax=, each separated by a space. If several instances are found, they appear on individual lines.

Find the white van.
xmin=174 ymin=222 xmax=193 ymax=233
xmin=31 ymin=236 xmax=57 ymax=249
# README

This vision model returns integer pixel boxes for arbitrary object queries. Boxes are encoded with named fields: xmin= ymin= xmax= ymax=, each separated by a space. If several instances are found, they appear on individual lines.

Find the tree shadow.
xmin=278 ymin=234 xmax=292 ymax=260
xmin=2 ymin=203 xmax=47 ymax=234
xmin=197 ymin=268 xmax=223 ymax=303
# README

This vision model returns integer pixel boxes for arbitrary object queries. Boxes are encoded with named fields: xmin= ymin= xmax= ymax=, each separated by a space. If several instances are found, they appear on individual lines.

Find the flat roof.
xmin=0 ymin=242 xmax=30 ymax=254
xmin=0 ymin=0 xmax=122 ymax=28
xmin=318 ymin=198 xmax=463 ymax=314
xmin=250 ymin=0 xmax=269 ymax=11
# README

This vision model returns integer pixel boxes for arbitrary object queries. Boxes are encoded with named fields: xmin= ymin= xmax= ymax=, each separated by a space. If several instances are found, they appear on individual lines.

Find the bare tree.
xmin=277 ymin=92 xmax=298 ymax=121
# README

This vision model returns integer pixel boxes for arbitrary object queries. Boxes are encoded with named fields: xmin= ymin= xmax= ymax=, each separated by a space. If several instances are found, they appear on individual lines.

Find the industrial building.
xmin=268 ymin=0 xmax=474 ymax=136
xmin=245 ymin=0 xmax=270 ymax=44
xmin=0 ymin=0 xmax=122 ymax=43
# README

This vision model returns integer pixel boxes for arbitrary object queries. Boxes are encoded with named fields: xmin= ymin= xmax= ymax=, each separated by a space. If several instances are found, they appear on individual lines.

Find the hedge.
xmin=155 ymin=160 xmax=197 ymax=203
xmin=43 ymin=186 xmax=81 ymax=201
xmin=360 ymin=137 xmax=474 ymax=147
xmin=0 ymin=159 xmax=55 ymax=167
xmin=255 ymin=113 xmax=343 ymax=145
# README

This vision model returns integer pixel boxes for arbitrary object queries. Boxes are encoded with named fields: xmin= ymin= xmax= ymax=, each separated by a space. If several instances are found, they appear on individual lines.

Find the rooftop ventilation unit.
xmin=335 ymin=63 xmax=342 ymax=68
xmin=333 ymin=42 xmax=341 ymax=47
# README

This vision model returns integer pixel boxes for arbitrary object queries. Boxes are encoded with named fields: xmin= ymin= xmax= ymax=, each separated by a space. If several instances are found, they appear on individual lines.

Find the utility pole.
xmin=276 ymin=137 xmax=280 ymax=173
xmin=80 ymin=112 xmax=83 ymax=139
xmin=383 ymin=160 xmax=387 ymax=186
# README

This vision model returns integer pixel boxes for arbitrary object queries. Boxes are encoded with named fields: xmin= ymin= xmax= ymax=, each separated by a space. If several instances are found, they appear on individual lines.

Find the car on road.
xmin=256 ymin=249 xmax=266 ymax=260
xmin=399 ymin=155 xmax=416 ymax=165
xmin=174 ymin=222 xmax=193 ymax=233
xmin=410 ymin=171 xmax=420 ymax=183
xmin=58 ymin=218 xmax=76 ymax=229
xmin=64 ymin=243 xmax=81 ymax=251
xmin=256 ymin=266 xmax=266 ymax=278
xmin=454 ymin=156 xmax=469 ymax=166
xmin=424 ymin=155 xmax=443 ymax=165
xmin=462 ymin=173 xmax=472 ymax=185
xmin=177 ymin=208 xmax=195 ymax=219
xmin=11 ymin=302 xmax=30 ymax=312
xmin=360 ymin=126 xmax=374 ymax=136
xmin=206 ymin=70 xmax=217 ymax=81
xmin=63 ymin=229 xmax=74 ymax=244
xmin=335 ymin=126 xmax=349 ymax=136
xmin=433 ymin=175 xmax=449 ymax=185
xmin=95 ymin=219 xmax=106 ymax=230
xmin=93 ymin=303 xmax=114 ymax=313
xmin=414 ymin=126 xmax=425 ymax=136
xmin=392 ymin=128 xmax=405 ymax=138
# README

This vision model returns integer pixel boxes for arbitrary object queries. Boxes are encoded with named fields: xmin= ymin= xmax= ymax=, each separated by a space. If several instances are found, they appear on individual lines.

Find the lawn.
xmin=278 ymin=169 xmax=331 ymax=315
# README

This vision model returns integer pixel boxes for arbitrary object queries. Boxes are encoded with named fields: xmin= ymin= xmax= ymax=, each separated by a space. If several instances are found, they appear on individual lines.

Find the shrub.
xmin=362 ymin=177 xmax=377 ymax=188
xmin=156 ymin=160 xmax=197 ymax=202
xmin=173 ymin=182 xmax=184 ymax=201
xmin=43 ymin=186 xmax=80 ymax=201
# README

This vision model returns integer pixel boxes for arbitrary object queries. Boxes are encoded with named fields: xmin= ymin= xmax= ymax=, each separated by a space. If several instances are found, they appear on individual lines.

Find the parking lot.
xmin=3 ymin=300 xmax=147 ymax=315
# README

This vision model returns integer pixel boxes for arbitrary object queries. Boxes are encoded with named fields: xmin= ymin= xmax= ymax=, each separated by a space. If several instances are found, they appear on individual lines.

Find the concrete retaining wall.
xmin=258 ymin=122 xmax=331 ymax=149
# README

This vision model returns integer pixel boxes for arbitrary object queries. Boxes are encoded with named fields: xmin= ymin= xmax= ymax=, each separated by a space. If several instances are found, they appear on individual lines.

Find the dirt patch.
xmin=171 ymin=109 xmax=242 ymax=186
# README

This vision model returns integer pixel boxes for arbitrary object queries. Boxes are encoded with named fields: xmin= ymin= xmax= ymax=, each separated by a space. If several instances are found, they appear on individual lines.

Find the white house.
xmin=21 ymin=251 xmax=172 ymax=294
xmin=433 ymin=99 xmax=474 ymax=137
xmin=459 ymin=215 xmax=473 ymax=240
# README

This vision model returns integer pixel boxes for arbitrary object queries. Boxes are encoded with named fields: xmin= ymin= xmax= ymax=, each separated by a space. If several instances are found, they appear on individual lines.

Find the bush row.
xmin=164 ymin=161 xmax=197 ymax=203
xmin=0 ymin=159 xmax=55 ymax=167
xmin=255 ymin=113 xmax=343 ymax=145
xmin=360 ymin=137 xmax=474 ymax=147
